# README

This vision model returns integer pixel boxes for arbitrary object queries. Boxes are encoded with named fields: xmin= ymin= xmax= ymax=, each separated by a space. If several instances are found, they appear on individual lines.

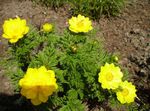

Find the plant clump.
xmin=2 ymin=15 xmax=138 ymax=110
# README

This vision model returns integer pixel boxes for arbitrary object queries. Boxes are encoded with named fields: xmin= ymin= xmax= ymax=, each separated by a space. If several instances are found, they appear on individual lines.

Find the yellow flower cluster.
xmin=2 ymin=17 xmax=29 ymax=43
xmin=19 ymin=66 xmax=58 ymax=105
xmin=98 ymin=63 xmax=137 ymax=104
xmin=42 ymin=23 xmax=53 ymax=32
xmin=69 ymin=14 xmax=93 ymax=33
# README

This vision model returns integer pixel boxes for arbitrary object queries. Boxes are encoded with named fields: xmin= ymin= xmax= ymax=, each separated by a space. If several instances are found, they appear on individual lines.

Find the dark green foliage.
xmin=32 ymin=0 xmax=67 ymax=8
xmin=59 ymin=99 xmax=85 ymax=111
xmin=70 ymin=0 xmax=125 ymax=19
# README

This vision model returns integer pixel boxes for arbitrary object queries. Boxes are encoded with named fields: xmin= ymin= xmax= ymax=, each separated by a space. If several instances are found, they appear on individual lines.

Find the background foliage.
xmin=32 ymin=0 xmax=125 ymax=19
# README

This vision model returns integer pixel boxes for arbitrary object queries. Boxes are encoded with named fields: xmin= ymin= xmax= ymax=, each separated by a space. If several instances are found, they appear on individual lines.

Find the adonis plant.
xmin=2 ymin=15 xmax=138 ymax=110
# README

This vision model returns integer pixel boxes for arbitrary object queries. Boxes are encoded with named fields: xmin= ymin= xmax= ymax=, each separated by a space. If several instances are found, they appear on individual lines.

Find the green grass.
xmin=32 ymin=0 xmax=68 ymax=8
xmin=70 ymin=0 xmax=125 ymax=19
xmin=33 ymin=0 xmax=125 ymax=19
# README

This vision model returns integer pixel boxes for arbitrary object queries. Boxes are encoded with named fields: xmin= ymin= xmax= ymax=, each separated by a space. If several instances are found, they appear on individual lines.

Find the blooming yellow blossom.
xmin=42 ymin=23 xmax=53 ymax=32
xmin=98 ymin=63 xmax=123 ymax=90
xmin=2 ymin=17 xmax=29 ymax=43
xmin=68 ymin=14 xmax=93 ymax=33
xmin=116 ymin=81 xmax=137 ymax=104
xmin=19 ymin=66 xmax=58 ymax=105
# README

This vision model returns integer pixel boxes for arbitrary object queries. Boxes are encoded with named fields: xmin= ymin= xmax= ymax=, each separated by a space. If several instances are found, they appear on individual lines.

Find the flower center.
xmin=106 ymin=72 xmax=113 ymax=81
xmin=122 ymin=88 xmax=129 ymax=96
xmin=77 ymin=20 xmax=84 ymax=27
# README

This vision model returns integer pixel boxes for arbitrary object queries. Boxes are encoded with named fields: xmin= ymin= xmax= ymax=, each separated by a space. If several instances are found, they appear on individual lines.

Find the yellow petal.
xmin=25 ymin=87 xmax=38 ymax=99
xmin=2 ymin=34 xmax=11 ymax=39
xmin=31 ymin=98 xmax=42 ymax=106
xmin=24 ymin=27 xmax=29 ymax=34
xmin=38 ymin=92 xmax=48 ymax=102
xmin=9 ymin=38 xmax=19 ymax=43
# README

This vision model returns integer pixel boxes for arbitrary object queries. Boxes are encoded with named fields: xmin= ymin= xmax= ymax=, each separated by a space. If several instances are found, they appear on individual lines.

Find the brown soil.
xmin=0 ymin=0 xmax=150 ymax=110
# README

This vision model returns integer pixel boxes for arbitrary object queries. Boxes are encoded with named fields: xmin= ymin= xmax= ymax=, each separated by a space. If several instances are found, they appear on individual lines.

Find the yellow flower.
xmin=68 ymin=14 xmax=93 ymax=33
xmin=19 ymin=66 xmax=58 ymax=105
xmin=98 ymin=63 xmax=123 ymax=90
xmin=2 ymin=17 xmax=29 ymax=43
xmin=116 ymin=81 xmax=137 ymax=104
xmin=42 ymin=23 xmax=53 ymax=32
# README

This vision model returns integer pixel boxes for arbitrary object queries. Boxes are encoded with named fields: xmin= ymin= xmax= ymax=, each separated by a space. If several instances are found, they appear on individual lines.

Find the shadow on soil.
xmin=0 ymin=93 xmax=33 ymax=111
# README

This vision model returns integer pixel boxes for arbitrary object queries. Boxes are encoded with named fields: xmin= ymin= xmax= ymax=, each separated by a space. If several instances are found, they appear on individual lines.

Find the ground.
xmin=0 ymin=0 xmax=150 ymax=110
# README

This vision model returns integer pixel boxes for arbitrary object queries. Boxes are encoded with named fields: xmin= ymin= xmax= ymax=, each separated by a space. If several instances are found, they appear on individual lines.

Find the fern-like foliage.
xmin=5 ymin=27 xmax=132 ymax=110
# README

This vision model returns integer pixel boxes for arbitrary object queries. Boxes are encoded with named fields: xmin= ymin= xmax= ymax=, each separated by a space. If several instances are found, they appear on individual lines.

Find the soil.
xmin=0 ymin=0 xmax=150 ymax=110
